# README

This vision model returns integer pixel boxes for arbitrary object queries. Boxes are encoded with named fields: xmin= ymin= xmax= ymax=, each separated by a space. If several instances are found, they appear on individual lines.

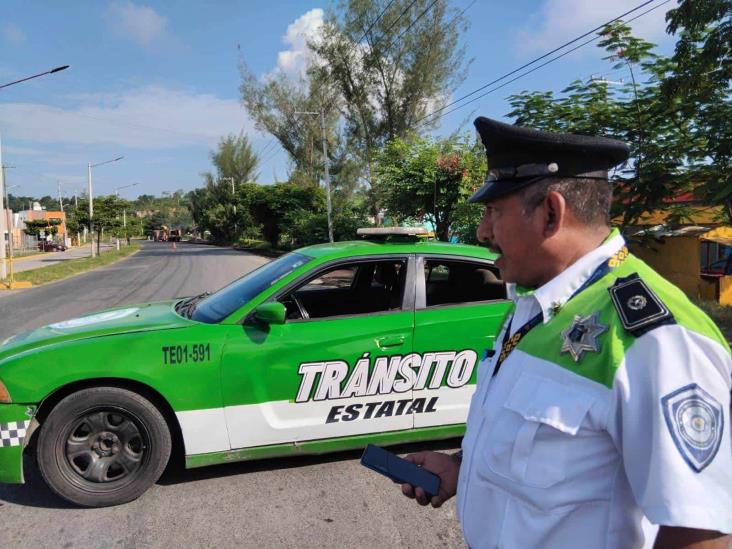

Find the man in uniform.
xmin=399 ymin=117 xmax=732 ymax=548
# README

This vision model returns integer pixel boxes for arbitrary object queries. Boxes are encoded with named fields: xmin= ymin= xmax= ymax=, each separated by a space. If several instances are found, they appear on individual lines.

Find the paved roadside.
xmin=10 ymin=243 xmax=115 ymax=274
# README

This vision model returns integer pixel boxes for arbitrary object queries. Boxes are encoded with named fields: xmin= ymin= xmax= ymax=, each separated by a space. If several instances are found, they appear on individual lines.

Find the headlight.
xmin=0 ymin=379 xmax=11 ymax=403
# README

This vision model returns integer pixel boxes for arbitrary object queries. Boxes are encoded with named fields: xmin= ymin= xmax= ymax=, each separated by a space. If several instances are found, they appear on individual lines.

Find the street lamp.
xmin=114 ymin=182 xmax=139 ymax=229
xmin=0 ymin=65 xmax=70 ymax=91
xmin=88 ymin=156 xmax=123 ymax=257
xmin=113 ymin=182 xmax=139 ymax=198
xmin=294 ymin=110 xmax=333 ymax=242
xmin=0 ymin=65 xmax=70 ymax=280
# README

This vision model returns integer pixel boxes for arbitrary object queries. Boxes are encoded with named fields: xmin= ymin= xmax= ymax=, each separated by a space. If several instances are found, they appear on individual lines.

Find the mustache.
xmin=484 ymin=239 xmax=502 ymax=255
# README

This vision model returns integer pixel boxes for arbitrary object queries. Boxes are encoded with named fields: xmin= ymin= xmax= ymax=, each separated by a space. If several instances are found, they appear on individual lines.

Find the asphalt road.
xmin=0 ymin=241 xmax=464 ymax=548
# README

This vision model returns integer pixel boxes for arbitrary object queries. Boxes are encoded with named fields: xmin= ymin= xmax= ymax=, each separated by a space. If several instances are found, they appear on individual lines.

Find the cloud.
xmin=273 ymin=8 xmax=324 ymax=79
xmin=516 ymin=0 xmax=670 ymax=54
xmin=2 ymin=23 xmax=26 ymax=45
xmin=0 ymin=85 xmax=253 ymax=149
xmin=106 ymin=1 xmax=168 ymax=47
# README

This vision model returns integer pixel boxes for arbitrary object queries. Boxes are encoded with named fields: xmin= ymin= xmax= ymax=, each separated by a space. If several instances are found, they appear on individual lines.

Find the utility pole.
xmin=87 ymin=156 xmax=123 ymax=257
xmin=320 ymin=109 xmax=333 ymax=243
xmin=57 ymin=181 xmax=64 ymax=213
xmin=0 ymin=132 xmax=6 ymax=280
xmin=2 ymin=170 xmax=16 ymax=288
xmin=294 ymin=109 xmax=334 ymax=242
xmin=222 ymin=177 xmax=237 ymax=237
xmin=88 ymin=162 xmax=94 ymax=257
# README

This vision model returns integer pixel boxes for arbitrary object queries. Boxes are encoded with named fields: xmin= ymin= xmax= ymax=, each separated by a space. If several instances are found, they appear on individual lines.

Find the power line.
xmin=371 ymin=0 xmax=420 ymax=50
xmin=417 ymin=0 xmax=663 ymax=126
xmin=357 ymin=0 xmax=397 ymax=44
xmin=382 ymin=0 xmax=440 ymax=50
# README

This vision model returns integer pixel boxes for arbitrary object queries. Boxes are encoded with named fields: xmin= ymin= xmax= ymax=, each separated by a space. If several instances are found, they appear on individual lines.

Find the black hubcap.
xmin=65 ymin=411 xmax=146 ymax=483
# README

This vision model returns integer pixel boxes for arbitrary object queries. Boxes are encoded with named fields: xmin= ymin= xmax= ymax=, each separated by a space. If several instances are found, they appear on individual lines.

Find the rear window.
xmin=423 ymin=259 xmax=506 ymax=306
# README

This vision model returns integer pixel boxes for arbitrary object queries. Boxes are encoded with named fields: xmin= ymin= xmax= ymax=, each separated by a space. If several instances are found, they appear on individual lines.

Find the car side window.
xmin=299 ymin=267 xmax=357 ymax=291
xmin=280 ymin=258 xmax=408 ymax=320
xmin=423 ymin=259 xmax=506 ymax=307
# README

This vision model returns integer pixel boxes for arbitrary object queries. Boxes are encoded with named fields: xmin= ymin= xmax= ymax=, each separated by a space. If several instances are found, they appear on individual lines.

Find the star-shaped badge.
xmin=560 ymin=312 xmax=608 ymax=362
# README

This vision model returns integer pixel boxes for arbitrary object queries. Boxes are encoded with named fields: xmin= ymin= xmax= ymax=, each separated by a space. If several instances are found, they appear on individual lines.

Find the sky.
xmin=0 ymin=0 xmax=676 ymax=201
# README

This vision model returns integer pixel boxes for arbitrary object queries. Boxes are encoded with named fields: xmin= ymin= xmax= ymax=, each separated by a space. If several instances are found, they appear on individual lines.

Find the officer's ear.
xmin=543 ymin=190 xmax=567 ymax=238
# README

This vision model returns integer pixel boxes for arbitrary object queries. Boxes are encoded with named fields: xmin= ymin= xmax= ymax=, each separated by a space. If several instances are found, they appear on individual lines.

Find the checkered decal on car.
xmin=0 ymin=420 xmax=30 ymax=448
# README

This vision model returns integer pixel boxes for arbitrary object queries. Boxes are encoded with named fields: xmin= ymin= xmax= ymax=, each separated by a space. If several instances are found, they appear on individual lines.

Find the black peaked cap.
xmin=468 ymin=117 xmax=630 ymax=203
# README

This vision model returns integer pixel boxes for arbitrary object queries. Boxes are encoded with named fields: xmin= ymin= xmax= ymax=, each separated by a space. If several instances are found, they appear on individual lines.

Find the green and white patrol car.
xmin=0 ymin=229 xmax=511 ymax=507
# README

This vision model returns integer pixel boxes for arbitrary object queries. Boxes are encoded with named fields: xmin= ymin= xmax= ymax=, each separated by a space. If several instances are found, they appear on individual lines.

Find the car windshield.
xmin=191 ymin=252 xmax=313 ymax=323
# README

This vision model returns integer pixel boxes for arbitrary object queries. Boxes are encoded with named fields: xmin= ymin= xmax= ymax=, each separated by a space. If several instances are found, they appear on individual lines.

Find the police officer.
xmin=400 ymin=117 xmax=732 ymax=548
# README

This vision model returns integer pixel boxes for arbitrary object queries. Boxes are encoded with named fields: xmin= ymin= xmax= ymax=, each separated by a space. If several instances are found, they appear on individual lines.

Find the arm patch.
xmin=609 ymin=273 xmax=676 ymax=337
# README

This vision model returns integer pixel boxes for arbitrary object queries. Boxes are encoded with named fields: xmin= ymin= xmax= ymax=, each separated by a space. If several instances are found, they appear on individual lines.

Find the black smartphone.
xmin=360 ymin=444 xmax=441 ymax=498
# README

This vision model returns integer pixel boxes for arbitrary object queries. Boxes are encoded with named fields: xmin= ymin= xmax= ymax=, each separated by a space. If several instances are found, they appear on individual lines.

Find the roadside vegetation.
xmin=4 ymin=1 xmax=727 ymax=255
xmin=14 ymin=243 xmax=140 ymax=286
xmin=186 ymin=0 xmax=730 ymax=251
xmin=694 ymin=299 xmax=732 ymax=340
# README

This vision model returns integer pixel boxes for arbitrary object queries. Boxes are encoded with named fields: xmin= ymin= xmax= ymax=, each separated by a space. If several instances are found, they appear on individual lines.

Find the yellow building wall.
xmin=719 ymin=276 xmax=732 ymax=306
xmin=630 ymin=236 xmax=701 ymax=298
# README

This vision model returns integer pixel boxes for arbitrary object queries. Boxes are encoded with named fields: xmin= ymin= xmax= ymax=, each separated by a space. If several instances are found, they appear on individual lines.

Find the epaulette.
xmin=609 ymin=273 xmax=676 ymax=337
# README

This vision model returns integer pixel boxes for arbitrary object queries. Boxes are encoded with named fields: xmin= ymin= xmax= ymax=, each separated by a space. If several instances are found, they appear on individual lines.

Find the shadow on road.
xmin=0 ymin=455 xmax=75 ymax=510
xmin=157 ymin=438 xmax=461 ymax=486
xmin=0 ymin=438 xmax=460 ymax=509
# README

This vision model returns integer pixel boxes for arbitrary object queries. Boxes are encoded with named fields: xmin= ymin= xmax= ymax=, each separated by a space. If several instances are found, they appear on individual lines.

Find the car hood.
xmin=0 ymin=300 xmax=191 ymax=361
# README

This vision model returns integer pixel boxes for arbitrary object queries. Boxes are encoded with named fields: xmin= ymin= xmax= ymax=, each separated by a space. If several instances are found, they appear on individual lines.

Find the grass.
xmin=234 ymin=238 xmax=289 ymax=257
xmin=10 ymin=244 xmax=141 ymax=286
xmin=693 ymin=298 xmax=732 ymax=339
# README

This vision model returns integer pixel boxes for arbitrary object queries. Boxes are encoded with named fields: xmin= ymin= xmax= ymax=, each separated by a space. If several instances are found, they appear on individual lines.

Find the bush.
xmin=693 ymin=299 xmax=732 ymax=340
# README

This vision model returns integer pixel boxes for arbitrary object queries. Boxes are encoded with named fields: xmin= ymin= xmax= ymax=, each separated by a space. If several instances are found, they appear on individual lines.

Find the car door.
xmin=221 ymin=255 xmax=417 ymax=450
xmin=412 ymin=255 xmax=513 ymax=429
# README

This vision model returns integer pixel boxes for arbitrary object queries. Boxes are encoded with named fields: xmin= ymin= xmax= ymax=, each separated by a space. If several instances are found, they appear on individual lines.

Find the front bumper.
xmin=0 ymin=403 xmax=36 ymax=484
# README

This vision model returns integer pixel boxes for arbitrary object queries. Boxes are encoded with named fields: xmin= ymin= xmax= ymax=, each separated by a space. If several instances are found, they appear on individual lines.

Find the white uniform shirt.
xmin=456 ymin=232 xmax=732 ymax=548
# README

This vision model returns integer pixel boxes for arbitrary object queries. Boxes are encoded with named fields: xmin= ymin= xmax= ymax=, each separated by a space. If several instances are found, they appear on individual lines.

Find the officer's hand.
xmin=400 ymin=451 xmax=460 ymax=508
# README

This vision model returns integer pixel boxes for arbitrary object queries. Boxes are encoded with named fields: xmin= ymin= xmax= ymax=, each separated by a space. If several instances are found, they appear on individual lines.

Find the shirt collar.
xmin=506 ymin=228 xmax=625 ymax=323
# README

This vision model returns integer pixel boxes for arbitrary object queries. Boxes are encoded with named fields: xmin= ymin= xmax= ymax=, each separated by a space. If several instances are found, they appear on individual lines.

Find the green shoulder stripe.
xmin=515 ymin=254 xmax=730 ymax=389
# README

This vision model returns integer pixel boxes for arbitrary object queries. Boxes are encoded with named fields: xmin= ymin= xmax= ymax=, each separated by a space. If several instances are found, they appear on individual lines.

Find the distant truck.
xmin=153 ymin=227 xmax=169 ymax=242
xmin=168 ymin=229 xmax=182 ymax=242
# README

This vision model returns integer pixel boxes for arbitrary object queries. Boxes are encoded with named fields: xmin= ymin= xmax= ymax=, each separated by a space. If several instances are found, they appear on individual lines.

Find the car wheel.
xmin=37 ymin=387 xmax=171 ymax=507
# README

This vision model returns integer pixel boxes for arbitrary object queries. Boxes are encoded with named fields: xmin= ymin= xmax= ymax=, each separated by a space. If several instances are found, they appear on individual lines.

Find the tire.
xmin=37 ymin=387 xmax=172 ymax=507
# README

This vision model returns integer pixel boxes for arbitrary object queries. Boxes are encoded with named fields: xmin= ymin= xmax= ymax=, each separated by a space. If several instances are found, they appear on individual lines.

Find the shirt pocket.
xmin=484 ymin=372 xmax=595 ymax=489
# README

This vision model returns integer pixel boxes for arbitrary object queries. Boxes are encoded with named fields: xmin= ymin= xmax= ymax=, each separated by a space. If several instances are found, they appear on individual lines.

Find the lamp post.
xmin=0 ymin=64 xmax=70 ymax=281
xmin=113 ymin=182 xmax=139 ymax=228
xmin=294 ymin=109 xmax=333 ymax=242
xmin=88 ymin=156 xmax=123 ymax=257
xmin=2 ymin=178 xmax=18 ymax=288
xmin=0 ymin=65 xmax=69 ymax=91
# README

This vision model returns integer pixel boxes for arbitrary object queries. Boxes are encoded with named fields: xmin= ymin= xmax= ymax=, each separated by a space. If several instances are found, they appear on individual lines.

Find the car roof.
xmin=297 ymin=239 xmax=499 ymax=262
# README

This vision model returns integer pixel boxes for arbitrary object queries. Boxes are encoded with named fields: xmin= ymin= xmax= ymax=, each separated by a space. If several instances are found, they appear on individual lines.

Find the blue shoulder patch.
xmin=661 ymin=383 xmax=724 ymax=473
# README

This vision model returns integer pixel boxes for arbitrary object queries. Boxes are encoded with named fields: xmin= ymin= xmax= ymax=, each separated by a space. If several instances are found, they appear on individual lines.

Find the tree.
xmin=374 ymin=134 xmax=485 ymax=241
xmin=240 ymin=67 xmax=340 ymax=187
xmin=311 ymin=0 xmax=469 ymax=158
xmin=23 ymin=218 xmax=62 ymax=238
xmin=241 ymin=0 xmax=470 ymax=221
xmin=142 ymin=211 xmax=168 ymax=237
xmin=194 ymin=134 xmax=260 ymax=243
xmin=507 ymin=21 xmax=694 ymax=227
xmin=209 ymin=134 xmax=259 ymax=183
xmin=250 ymin=183 xmax=326 ymax=248
xmin=71 ymin=196 xmax=126 ymax=255
xmin=663 ymin=0 xmax=732 ymax=222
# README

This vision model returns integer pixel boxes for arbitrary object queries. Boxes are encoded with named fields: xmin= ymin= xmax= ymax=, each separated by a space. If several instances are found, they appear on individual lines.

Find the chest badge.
xmin=560 ymin=311 xmax=608 ymax=362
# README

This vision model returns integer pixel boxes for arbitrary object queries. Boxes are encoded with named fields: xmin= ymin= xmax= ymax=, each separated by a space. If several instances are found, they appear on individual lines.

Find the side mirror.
xmin=254 ymin=302 xmax=286 ymax=325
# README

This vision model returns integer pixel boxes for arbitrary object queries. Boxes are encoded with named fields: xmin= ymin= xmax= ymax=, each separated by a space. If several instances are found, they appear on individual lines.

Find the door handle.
xmin=376 ymin=335 xmax=405 ymax=349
